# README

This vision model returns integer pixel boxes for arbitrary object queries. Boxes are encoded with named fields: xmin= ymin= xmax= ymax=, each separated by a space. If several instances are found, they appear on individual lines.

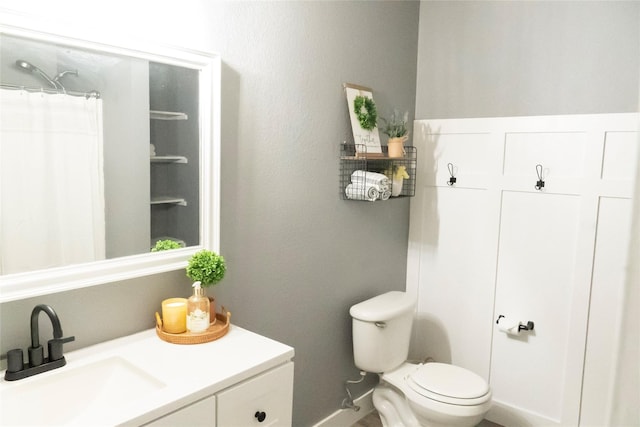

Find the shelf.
xmin=340 ymin=153 xmax=408 ymax=161
xmin=150 ymin=110 xmax=188 ymax=120
xmin=151 ymin=155 xmax=188 ymax=164
xmin=340 ymin=143 xmax=417 ymax=201
xmin=150 ymin=197 xmax=187 ymax=206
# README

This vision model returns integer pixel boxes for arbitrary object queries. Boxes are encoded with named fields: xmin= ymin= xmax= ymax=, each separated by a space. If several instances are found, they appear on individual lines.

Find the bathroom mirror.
xmin=0 ymin=16 xmax=220 ymax=302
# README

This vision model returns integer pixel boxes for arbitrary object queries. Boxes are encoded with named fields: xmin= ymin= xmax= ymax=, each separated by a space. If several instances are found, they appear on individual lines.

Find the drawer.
xmin=217 ymin=362 xmax=294 ymax=427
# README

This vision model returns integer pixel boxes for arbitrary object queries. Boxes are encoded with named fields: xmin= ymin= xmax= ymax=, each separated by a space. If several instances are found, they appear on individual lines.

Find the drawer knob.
xmin=254 ymin=411 xmax=267 ymax=422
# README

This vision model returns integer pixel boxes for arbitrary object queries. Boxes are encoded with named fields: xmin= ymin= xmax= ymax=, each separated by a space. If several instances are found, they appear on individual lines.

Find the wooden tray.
xmin=155 ymin=309 xmax=231 ymax=345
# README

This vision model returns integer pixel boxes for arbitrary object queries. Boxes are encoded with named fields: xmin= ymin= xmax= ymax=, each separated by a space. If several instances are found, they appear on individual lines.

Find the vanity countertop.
xmin=0 ymin=324 xmax=294 ymax=426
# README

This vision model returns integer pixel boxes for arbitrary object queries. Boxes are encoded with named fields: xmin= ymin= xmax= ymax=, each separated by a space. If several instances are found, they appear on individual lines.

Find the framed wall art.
xmin=344 ymin=83 xmax=382 ymax=156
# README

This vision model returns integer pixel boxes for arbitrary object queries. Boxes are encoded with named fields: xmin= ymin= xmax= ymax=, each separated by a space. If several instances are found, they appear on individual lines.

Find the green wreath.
xmin=353 ymin=95 xmax=377 ymax=131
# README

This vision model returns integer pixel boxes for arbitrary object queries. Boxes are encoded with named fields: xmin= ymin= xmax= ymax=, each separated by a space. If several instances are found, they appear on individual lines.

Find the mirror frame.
xmin=0 ymin=12 xmax=221 ymax=302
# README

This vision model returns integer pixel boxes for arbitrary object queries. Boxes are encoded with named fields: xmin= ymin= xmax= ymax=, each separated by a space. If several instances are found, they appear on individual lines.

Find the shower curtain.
xmin=0 ymin=89 xmax=105 ymax=275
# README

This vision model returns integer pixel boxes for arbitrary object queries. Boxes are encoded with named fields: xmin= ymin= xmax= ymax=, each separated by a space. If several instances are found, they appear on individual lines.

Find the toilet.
xmin=350 ymin=291 xmax=491 ymax=427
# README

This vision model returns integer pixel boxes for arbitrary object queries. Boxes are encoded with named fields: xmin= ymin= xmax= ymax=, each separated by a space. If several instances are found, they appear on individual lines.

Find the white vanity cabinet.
xmin=0 ymin=324 xmax=294 ymax=427
xmin=146 ymin=362 xmax=294 ymax=427
xmin=125 ymin=324 xmax=295 ymax=427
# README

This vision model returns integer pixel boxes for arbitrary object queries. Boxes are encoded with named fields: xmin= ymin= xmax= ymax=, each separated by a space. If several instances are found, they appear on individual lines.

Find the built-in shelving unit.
xmin=150 ymin=108 xmax=189 ymax=248
xmin=340 ymin=143 xmax=417 ymax=200
xmin=149 ymin=62 xmax=200 ymax=250
xmin=150 ymin=110 xmax=189 ymax=210
xmin=149 ymin=108 xmax=189 ymax=208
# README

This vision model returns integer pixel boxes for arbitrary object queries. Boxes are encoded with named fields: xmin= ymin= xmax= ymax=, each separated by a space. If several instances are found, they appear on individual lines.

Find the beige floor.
xmin=352 ymin=411 xmax=502 ymax=427
xmin=351 ymin=411 xmax=383 ymax=427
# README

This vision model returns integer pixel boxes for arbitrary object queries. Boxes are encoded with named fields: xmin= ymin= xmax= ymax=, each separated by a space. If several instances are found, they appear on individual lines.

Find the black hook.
xmin=535 ymin=164 xmax=545 ymax=190
xmin=447 ymin=163 xmax=457 ymax=186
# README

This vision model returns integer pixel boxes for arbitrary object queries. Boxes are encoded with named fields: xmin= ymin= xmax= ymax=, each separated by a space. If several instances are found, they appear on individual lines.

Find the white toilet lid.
xmin=407 ymin=363 xmax=489 ymax=404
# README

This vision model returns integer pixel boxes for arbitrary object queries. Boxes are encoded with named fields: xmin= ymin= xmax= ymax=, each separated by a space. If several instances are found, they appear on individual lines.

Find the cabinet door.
xmin=145 ymin=395 xmax=216 ymax=426
xmin=217 ymin=362 xmax=294 ymax=427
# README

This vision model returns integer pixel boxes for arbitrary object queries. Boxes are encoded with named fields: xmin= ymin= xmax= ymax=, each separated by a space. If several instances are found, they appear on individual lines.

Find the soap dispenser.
xmin=187 ymin=281 xmax=210 ymax=333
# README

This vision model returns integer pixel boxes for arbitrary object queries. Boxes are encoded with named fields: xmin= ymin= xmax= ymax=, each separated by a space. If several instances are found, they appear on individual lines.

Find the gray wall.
xmin=0 ymin=1 xmax=420 ymax=426
xmin=210 ymin=3 xmax=419 ymax=423
xmin=416 ymin=0 xmax=640 ymax=119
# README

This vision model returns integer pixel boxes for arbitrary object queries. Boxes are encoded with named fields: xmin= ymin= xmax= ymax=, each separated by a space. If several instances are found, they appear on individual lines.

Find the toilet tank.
xmin=350 ymin=291 xmax=416 ymax=373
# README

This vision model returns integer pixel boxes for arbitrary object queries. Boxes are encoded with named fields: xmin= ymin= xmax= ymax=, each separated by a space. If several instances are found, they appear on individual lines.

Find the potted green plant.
xmin=380 ymin=109 xmax=409 ymax=158
xmin=151 ymin=239 xmax=183 ymax=252
xmin=186 ymin=249 xmax=226 ymax=321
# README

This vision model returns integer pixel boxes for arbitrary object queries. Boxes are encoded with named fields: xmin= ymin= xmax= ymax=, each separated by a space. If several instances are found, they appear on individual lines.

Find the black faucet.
xmin=4 ymin=304 xmax=75 ymax=381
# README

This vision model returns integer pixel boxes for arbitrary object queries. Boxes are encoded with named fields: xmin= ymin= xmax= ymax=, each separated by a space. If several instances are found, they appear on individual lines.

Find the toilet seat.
xmin=406 ymin=363 xmax=490 ymax=406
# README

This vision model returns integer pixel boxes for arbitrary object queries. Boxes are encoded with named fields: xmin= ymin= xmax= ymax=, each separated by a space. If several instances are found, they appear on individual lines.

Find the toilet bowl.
xmin=377 ymin=362 xmax=491 ymax=427
xmin=350 ymin=291 xmax=492 ymax=427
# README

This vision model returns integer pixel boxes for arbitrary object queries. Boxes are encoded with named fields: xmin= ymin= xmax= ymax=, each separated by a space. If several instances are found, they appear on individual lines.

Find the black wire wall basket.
xmin=340 ymin=143 xmax=417 ymax=201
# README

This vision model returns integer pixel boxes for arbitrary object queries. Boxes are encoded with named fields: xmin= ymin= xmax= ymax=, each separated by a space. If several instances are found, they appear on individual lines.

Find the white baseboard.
xmin=486 ymin=400 xmax=557 ymax=427
xmin=312 ymin=388 xmax=375 ymax=427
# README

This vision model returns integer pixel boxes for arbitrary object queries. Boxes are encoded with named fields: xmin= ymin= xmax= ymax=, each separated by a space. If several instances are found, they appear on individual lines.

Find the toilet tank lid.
xmin=350 ymin=291 xmax=416 ymax=322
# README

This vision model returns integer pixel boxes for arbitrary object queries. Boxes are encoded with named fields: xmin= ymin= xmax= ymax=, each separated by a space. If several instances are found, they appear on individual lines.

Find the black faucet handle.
xmin=47 ymin=336 xmax=75 ymax=362
xmin=7 ymin=349 xmax=25 ymax=373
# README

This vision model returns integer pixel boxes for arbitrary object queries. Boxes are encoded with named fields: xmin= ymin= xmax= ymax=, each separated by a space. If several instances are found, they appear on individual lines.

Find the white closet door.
xmin=579 ymin=129 xmax=637 ymax=426
xmin=579 ymin=197 xmax=632 ymax=426
xmin=490 ymin=191 xmax=581 ymax=423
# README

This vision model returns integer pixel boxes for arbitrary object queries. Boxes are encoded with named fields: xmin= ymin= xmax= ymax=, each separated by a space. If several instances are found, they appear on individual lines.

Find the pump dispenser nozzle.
xmin=192 ymin=281 xmax=205 ymax=296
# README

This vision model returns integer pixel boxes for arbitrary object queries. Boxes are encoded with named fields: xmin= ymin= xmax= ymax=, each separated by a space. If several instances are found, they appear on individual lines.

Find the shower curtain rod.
xmin=0 ymin=83 xmax=101 ymax=99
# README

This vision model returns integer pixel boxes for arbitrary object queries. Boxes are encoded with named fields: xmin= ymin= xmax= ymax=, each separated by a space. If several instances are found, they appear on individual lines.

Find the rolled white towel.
xmin=351 ymin=170 xmax=389 ymax=183
xmin=352 ymin=180 xmax=390 ymax=194
xmin=352 ymin=179 xmax=391 ymax=192
xmin=351 ymin=170 xmax=390 ymax=187
xmin=365 ymin=183 xmax=390 ymax=200
xmin=345 ymin=183 xmax=379 ymax=201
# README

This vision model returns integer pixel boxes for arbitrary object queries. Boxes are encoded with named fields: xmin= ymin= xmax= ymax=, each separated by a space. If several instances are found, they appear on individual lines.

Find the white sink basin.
xmin=0 ymin=356 xmax=165 ymax=426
